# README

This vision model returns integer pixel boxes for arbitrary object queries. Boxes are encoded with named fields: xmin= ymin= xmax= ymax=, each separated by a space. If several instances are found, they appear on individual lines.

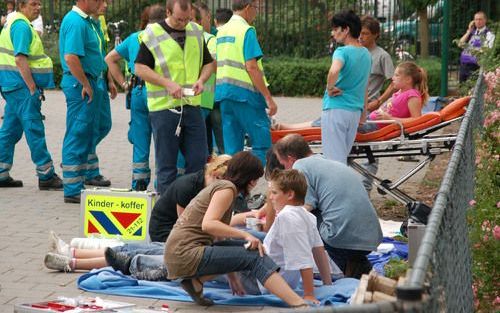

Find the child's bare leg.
xmin=263 ymin=272 xmax=306 ymax=307
xmin=74 ymin=257 xmax=107 ymax=270
xmin=276 ymin=121 xmax=315 ymax=130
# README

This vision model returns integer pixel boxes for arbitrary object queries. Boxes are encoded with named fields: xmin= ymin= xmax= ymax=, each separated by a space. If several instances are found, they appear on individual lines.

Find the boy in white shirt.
xmin=264 ymin=169 xmax=332 ymax=303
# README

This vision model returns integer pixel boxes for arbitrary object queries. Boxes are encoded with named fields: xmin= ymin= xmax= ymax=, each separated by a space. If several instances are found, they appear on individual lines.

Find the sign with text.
xmin=83 ymin=193 xmax=150 ymax=241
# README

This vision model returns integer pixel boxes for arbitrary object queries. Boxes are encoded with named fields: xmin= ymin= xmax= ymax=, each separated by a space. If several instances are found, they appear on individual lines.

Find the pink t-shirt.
xmin=368 ymin=88 xmax=422 ymax=128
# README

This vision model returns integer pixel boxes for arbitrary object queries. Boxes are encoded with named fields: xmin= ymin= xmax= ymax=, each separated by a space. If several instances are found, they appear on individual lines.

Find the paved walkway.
xmin=0 ymin=91 xmax=426 ymax=312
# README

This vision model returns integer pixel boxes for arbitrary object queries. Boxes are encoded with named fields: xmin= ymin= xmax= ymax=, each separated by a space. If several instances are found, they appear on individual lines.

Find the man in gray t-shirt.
xmin=366 ymin=45 xmax=394 ymax=101
xmin=274 ymin=134 xmax=382 ymax=279
xmin=359 ymin=15 xmax=395 ymax=112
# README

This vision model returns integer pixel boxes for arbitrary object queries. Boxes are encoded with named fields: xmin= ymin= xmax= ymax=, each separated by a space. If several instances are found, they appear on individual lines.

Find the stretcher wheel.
xmin=376 ymin=179 xmax=392 ymax=195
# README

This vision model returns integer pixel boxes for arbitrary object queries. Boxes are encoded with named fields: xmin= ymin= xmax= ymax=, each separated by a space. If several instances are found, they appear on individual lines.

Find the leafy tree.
xmin=405 ymin=0 xmax=439 ymax=58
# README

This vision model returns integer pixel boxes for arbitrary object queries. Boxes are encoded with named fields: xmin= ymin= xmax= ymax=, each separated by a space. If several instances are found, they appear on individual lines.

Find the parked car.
xmin=381 ymin=0 xmax=443 ymax=47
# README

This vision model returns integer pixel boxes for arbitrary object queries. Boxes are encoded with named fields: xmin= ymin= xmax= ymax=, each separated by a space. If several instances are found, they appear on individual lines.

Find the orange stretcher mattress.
xmin=271 ymin=96 xmax=471 ymax=144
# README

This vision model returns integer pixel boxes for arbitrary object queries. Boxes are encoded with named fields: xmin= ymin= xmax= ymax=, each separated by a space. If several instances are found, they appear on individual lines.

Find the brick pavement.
xmin=0 ymin=91 xmax=426 ymax=312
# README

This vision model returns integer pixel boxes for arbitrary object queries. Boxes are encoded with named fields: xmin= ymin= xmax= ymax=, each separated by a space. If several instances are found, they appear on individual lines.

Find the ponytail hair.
xmin=397 ymin=61 xmax=429 ymax=106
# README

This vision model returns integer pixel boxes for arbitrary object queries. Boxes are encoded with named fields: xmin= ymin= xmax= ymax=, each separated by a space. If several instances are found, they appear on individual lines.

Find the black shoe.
xmin=39 ymin=173 xmax=63 ymax=190
xmin=105 ymin=247 xmax=131 ymax=275
xmin=133 ymin=266 xmax=169 ymax=281
xmin=134 ymin=180 xmax=148 ymax=191
xmin=85 ymin=175 xmax=111 ymax=187
xmin=64 ymin=194 xmax=81 ymax=204
xmin=0 ymin=177 xmax=23 ymax=188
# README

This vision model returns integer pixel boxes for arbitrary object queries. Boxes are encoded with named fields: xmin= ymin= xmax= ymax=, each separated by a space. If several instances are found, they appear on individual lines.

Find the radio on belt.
xmin=80 ymin=188 xmax=157 ymax=243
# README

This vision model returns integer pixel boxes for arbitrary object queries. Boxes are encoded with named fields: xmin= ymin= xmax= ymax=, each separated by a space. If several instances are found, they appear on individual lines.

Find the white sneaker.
xmin=44 ymin=252 xmax=73 ymax=272
xmin=48 ymin=231 xmax=71 ymax=257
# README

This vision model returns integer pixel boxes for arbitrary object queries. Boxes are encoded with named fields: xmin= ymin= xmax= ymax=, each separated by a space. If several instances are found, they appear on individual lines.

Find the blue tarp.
xmin=78 ymin=268 xmax=360 ymax=307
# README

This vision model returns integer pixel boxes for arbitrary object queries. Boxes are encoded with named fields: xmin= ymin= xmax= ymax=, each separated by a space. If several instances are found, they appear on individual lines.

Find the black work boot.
xmin=39 ymin=173 xmax=63 ymax=190
xmin=64 ymin=194 xmax=81 ymax=204
xmin=134 ymin=179 xmax=148 ymax=191
xmin=0 ymin=177 xmax=23 ymax=188
xmin=85 ymin=175 xmax=111 ymax=187
xmin=105 ymin=247 xmax=132 ymax=275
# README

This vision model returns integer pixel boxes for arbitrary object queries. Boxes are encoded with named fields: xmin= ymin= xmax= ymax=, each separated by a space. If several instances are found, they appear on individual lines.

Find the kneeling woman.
xmin=164 ymin=152 xmax=306 ymax=308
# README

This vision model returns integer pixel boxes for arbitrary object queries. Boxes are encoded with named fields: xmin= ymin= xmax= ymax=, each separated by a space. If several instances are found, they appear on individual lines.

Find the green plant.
xmin=384 ymin=258 xmax=409 ymax=280
xmin=467 ymin=37 xmax=500 ymax=312
xmin=263 ymin=57 xmax=331 ymax=97
xmin=42 ymin=33 xmax=62 ymax=87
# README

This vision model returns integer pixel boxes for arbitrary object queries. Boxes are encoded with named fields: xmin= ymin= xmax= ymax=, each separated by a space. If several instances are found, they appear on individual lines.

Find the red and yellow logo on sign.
xmin=84 ymin=194 xmax=148 ymax=241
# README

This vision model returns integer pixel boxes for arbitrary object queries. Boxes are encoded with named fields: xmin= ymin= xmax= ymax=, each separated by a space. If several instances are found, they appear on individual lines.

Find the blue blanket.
xmin=78 ymin=268 xmax=359 ymax=307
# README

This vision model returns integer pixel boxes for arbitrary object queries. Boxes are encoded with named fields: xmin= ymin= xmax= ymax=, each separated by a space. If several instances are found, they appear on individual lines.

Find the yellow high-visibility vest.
xmin=201 ymin=31 xmax=216 ymax=110
xmin=216 ymin=15 xmax=268 ymax=93
xmin=0 ymin=12 xmax=54 ymax=89
xmin=140 ymin=22 xmax=204 ymax=112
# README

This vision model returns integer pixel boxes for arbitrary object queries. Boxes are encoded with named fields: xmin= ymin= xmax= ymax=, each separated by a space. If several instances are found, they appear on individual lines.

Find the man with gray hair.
xmin=0 ymin=0 xmax=62 ymax=189
xmin=273 ymin=134 xmax=382 ymax=279
xmin=59 ymin=0 xmax=105 ymax=203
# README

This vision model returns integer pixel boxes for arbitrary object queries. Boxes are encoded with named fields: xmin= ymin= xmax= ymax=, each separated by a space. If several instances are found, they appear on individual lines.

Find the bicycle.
xmin=107 ymin=20 xmax=128 ymax=48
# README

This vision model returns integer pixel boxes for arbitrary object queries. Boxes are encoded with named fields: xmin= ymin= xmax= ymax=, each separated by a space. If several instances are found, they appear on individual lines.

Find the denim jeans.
xmin=113 ymin=242 xmax=168 ymax=281
xmin=194 ymin=240 xmax=279 ymax=287
xmin=113 ymin=242 xmax=165 ymax=257
xmin=149 ymin=105 xmax=207 ymax=194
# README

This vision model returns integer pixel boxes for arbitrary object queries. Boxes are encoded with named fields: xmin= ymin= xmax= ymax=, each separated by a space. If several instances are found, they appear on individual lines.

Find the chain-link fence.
xmin=400 ymin=71 xmax=485 ymax=312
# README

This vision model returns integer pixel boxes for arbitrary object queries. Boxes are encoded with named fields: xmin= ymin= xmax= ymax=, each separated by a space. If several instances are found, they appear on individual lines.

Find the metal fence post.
xmin=440 ymin=0 xmax=450 ymax=96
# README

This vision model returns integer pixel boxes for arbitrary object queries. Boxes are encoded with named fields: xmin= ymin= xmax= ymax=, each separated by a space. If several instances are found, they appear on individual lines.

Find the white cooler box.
xmin=80 ymin=188 xmax=157 ymax=243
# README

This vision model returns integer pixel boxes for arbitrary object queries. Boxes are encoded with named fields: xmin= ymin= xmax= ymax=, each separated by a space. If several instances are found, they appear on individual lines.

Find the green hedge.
xmin=263 ymin=57 xmax=330 ymax=97
xmin=264 ymin=56 xmax=442 ymax=97
xmin=413 ymin=57 xmax=441 ymax=96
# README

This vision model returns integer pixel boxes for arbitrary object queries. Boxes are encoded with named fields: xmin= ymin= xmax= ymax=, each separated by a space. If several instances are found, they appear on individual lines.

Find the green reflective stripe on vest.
xmin=0 ymin=12 xmax=53 ymax=82
xmin=201 ymin=32 xmax=216 ymax=109
xmin=215 ymin=15 xmax=268 ymax=93
xmin=141 ymin=22 xmax=204 ymax=112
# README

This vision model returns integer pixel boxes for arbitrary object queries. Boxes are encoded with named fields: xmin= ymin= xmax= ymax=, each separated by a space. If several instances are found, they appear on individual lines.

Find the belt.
xmin=63 ymin=72 xmax=102 ymax=81
xmin=130 ymin=75 xmax=145 ymax=88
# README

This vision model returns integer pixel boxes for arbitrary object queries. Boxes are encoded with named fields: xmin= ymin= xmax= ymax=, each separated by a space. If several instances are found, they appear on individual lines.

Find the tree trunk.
xmin=418 ymin=8 xmax=429 ymax=58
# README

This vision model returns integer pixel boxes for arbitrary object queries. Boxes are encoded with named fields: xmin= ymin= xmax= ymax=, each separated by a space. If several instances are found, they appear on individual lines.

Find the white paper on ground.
xmin=379 ymin=219 xmax=403 ymax=237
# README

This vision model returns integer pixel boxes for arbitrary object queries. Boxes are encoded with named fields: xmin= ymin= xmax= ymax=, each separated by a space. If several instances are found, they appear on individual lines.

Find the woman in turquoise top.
xmin=321 ymin=10 xmax=371 ymax=164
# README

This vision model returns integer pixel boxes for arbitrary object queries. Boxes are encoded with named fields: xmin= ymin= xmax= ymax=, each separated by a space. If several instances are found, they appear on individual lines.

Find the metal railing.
xmin=276 ymin=74 xmax=485 ymax=313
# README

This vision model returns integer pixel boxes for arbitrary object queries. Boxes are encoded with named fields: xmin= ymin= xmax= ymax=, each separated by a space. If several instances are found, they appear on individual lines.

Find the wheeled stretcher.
xmin=271 ymin=96 xmax=471 ymax=213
